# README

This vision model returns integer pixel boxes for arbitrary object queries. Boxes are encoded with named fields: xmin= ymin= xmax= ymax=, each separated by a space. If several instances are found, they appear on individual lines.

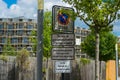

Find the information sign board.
xmin=55 ymin=60 xmax=71 ymax=73
xmin=52 ymin=47 xmax=74 ymax=60
xmin=52 ymin=34 xmax=75 ymax=46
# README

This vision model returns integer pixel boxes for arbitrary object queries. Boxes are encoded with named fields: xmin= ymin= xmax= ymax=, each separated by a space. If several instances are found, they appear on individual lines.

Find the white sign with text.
xmin=55 ymin=60 xmax=71 ymax=73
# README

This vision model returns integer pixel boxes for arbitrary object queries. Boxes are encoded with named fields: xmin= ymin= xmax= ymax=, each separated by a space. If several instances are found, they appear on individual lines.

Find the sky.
xmin=1 ymin=0 xmax=120 ymax=36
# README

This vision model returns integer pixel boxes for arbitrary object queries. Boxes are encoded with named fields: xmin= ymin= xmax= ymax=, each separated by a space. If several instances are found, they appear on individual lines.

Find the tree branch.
xmin=107 ymin=0 xmax=120 ymax=25
xmin=76 ymin=9 xmax=91 ymax=27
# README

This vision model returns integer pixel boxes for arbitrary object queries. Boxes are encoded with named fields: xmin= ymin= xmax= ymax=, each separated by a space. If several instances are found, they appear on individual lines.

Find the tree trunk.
xmin=95 ymin=32 xmax=100 ymax=80
xmin=99 ymin=61 xmax=102 ymax=80
xmin=46 ymin=57 xmax=49 ymax=80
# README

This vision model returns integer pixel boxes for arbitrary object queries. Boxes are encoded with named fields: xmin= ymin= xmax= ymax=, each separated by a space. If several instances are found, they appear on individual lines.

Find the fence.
xmin=0 ymin=56 xmax=37 ymax=80
xmin=48 ymin=60 xmax=106 ymax=80
xmin=0 ymin=56 xmax=106 ymax=80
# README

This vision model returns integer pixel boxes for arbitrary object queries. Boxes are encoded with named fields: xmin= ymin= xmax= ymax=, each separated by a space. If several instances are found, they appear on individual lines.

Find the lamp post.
xmin=37 ymin=0 xmax=44 ymax=80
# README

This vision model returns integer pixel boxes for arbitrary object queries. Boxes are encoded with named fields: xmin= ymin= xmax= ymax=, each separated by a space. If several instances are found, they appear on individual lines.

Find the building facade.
xmin=74 ymin=27 xmax=91 ymax=58
xmin=0 ymin=17 xmax=37 ymax=55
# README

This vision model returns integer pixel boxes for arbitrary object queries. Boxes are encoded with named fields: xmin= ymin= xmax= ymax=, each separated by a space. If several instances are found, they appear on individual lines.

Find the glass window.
xmin=7 ymin=24 xmax=14 ymax=29
xmin=11 ymin=38 xmax=18 ymax=43
xmin=7 ymin=30 xmax=14 ymax=35
xmin=27 ymin=25 xmax=33 ymax=29
xmin=2 ymin=38 xmax=6 ymax=43
xmin=0 ymin=46 xmax=2 ymax=52
xmin=22 ymin=37 xmax=29 ymax=43
xmin=0 ymin=30 xmax=4 ymax=35
xmin=17 ymin=23 xmax=23 ymax=29
xmin=0 ymin=24 xmax=3 ymax=29
xmin=27 ymin=31 xmax=31 ymax=35
xmin=27 ymin=47 xmax=32 ymax=51
xmin=17 ymin=30 xmax=23 ymax=35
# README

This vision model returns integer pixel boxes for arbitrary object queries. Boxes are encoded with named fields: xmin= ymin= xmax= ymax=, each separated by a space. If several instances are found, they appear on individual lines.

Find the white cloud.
xmin=0 ymin=0 xmax=70 ymax=18
xmin=44 ymin=0 xmax=71 ymax=11
xmin=0 ymin=0 xmax=8 ymax=18
xmin=0 ymin=0 xmax=120 ymax=36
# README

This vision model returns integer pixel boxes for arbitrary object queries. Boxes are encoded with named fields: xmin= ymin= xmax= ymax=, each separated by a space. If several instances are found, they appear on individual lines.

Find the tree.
xmin=62 ymin=0 xmax=120 ymax=79
xmin=43 ymin=11 xmax=52 ymax=59
xmin=30 ymin=30 xmax=37 ymax=56
xmin=2 ymin=38 xmax=16 ymax=56
xmin=16 ymin=48 xmax=30 ymax=80
xmin=81 ymin=31 xmax=117 ymax=61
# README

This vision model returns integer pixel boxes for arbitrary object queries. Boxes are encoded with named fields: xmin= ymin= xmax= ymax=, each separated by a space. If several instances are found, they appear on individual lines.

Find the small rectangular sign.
xmin=52 ymin=47 xmax=74 ymax=60
xmin=55 ymin=60 xmax=71 ymax=73
xmin=52 ymin=34 xmax=75 ymax=46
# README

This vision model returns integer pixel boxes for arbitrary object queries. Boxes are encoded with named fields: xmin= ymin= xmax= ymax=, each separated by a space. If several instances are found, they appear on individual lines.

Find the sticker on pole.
xmin=52 ymin=5 xmax=74 ymax=33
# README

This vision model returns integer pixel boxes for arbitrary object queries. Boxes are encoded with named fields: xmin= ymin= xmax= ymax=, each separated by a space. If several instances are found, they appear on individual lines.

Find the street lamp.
xmin=37 ymin=0 xmax=44 ymax=80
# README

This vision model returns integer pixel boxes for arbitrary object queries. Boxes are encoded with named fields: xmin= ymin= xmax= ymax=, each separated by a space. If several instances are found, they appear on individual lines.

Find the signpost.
xmin=37 ymin=0 xmax=44 ymax=80
xmin=52 ymin=5 xmax=74 ymax=80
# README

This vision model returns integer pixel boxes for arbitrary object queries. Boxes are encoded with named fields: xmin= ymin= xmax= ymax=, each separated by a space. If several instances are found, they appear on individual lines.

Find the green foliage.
xmin=81 ymin=32 xmax=117 ymax=61
xmin=30 ymin=30 xmax=37 ymax=54
xmin=16 ymin=48 xmax=30 ymax=71
xmin=30 ymin=11 xmax=52 ymax=58
xmin=0 ymin=55 xmax=8 ymax=62
xmin=43 ymin=11 xmax=52 ymax=58
xmin=42 ymin=67 xmax=46 ymax=73
xmin=62 ymin=0 xmax=120 ymax=32
xmin=2 ymin=38 xmax=16 ymax=56
xmin=80 ymin=58 xmax=91 ymax=65
xmin=59 ymin=8 xmax=76 ymax=21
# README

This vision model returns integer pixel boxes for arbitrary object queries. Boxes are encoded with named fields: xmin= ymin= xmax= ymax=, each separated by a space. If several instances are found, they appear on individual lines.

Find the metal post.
xmin=61 ymin=73 xmax=64 ymax=80
xmin=116 ymin=43 xmax=118 ymax=80
xmin=37 ymin=0 xmax=44 ymax=80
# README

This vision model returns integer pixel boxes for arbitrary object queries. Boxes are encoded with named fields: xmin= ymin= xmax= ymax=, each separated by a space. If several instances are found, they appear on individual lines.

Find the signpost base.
xmin=61 ymin=73 xmax=64 ymax=80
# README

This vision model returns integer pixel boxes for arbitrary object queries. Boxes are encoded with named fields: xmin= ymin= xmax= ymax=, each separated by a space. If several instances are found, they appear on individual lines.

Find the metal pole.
xmin=61 ymin=73 xmax=64 ymax=80
xmin=116 ymin=43 xmax=118 ymax=80
xmin=37 ymin=0 xmax=44 ymax=80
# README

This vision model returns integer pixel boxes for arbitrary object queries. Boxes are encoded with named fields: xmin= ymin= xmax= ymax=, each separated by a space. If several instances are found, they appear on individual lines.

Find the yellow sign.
xmin=38 ymin=0 xmax=44 ymax=9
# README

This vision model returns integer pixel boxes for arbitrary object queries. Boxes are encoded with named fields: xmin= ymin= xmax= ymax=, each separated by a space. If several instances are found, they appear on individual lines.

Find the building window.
xmin=17 ymin=30 xmax=23 ymax=35
xmin=7 ymin=30 xmax=14 ymax=35
xmin=17 ymin=23 xmax=23 ymax=29
xmin=0 ymin=24 xmax=3 ymax=29
xmin=7 ymin=24 xmax=14 ymax=29
xmin=0 ymin=30 xmax=4 ymax=35
xmin=2 ymin=38 xmax=6 ymax=43
xmin=22 ymin=37 xmax=29 ymax=43
xmin=27 ymin=25 xmax=33 ymax=29
xmin=0 ymin=46 xmax=2 ymax=52
xmin=27 ymin=31 xmax=31 ymax=35
xmin=27 ymin=46 xmax=32 ymax=51
xmin=11 ymin=38 xmax=18 ymax=43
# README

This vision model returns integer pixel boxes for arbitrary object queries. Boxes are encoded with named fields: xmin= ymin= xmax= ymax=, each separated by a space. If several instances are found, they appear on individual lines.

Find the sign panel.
xmin=55 ymin=60 xmax=71 ymax=73
xmin=52 ymin=47 xmax=74 ymax=60
xmin=52 ymin=5 xmax=74 ymax=33
xmin=76 ymin=38 xmax=81 ymax=45
xmin=52 ymin=34 xmax=75 ymax=46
